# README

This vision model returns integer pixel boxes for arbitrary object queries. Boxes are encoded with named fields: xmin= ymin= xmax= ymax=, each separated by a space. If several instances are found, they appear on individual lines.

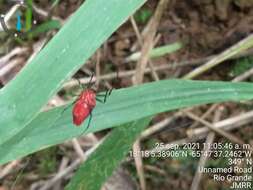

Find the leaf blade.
xmin=0 ymin=0 xmax=147 ymax=145
xmin=65 ymin=117 xmax=151 ymax=190
xmin=1 ymin=79 xmax=253 ymax=164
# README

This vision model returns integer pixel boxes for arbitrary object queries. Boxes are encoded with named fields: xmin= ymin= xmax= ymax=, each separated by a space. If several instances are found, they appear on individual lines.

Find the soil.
xmin=1 ymin=0 xmax=253 ymax=190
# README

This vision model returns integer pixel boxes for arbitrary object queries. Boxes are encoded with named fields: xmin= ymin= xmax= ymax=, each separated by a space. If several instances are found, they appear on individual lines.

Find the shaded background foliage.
xmin=0 ymin=0 xmax=253 ymax=190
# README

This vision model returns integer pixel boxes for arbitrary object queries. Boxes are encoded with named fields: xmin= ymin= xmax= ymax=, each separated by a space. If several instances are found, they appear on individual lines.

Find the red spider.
xmin=63 ymin=74 xmax=112 ymax=132
xmin=72 ymin=89 xmax=96 ymax=126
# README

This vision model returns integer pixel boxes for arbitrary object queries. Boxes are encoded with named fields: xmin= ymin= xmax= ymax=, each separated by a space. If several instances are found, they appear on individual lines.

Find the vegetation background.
xmin=0 ymin=0 xmax=253 ymax=190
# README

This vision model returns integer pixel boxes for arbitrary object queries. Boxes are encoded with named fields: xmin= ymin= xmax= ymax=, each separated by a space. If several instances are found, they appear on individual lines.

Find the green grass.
xmin=230 ymin=56 xmax=253 ymax=78
xmin=134 ymin=8 xmax=152 ymax=23
xmin=25 ymin=0 xmax=33 ymax=32
xmin=36 ymin=147 xmax=58 ymax=176
xmin=0 ymin=0 xmax=147 ymax=146
xmin=1 ymin=79 xmax=253 ymax=165
xmin=66 ymin=117 xmax=151 ymax=190
xmin=125 ymin=42 xmax=182 ymax=62
xmin=1 ymin=0 xmax=253 ymax=189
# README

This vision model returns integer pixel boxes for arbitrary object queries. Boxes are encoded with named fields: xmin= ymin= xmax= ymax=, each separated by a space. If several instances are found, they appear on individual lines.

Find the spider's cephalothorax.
xmin=71 ymin=74 xmax=112 ymax=132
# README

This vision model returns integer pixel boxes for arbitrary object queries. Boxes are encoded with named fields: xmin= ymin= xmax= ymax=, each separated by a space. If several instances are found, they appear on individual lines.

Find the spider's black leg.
xmin=74 ymin=78 xmax=84 ymax=90
xmin=81 ymin=111 xmax=93 ymax=135
xmin=97 ymin=89 xmax=112 ymax=103
xmin=96 ymin=88 xmax=113 ymax=103
xmin=87 ymin=72 xmax=94 ymax=88
xmin=51 ymin=99 xmax=77 ymax=130
xmin=60 ymin=99 xmax=77 ymax=116
xmin=107 ymin=88 xmax=113 ymax=96
xmin=96 ymin=97 xmax=106 ymax=104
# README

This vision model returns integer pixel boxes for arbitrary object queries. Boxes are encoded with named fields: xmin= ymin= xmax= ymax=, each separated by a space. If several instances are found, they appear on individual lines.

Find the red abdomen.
xmin=72 ymin=90 xmax=96 ymax=126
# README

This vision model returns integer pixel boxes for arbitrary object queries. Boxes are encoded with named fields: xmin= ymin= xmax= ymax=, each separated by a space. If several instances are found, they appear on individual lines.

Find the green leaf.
xmin=134 ymin=8 xmax=152 ymax=23
xmin=29 ymin=20 xmax=61 ymax=38
xmin=25 ymin=0 xmax=33 ymax=32
xmin=0 ymin=0 xmax=147 ymax=146
xmin=66 ymin=117 xmax=151 ymax=190
xmin=1 ymin=79 xmax=253 ymax=164
xmin=125 ymin=42 xmax=182 ymax=62
xmin=230 ymin=56 xmax=253 ymax=77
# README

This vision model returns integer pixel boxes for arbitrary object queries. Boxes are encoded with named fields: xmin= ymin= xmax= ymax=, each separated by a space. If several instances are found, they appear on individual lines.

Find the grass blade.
xmin=125 ymin=42 xmax=182 ymax=62
xmin=25 ymin=0 xmax=33 ymax=32
xmin=29 ymin=20 xmax=61 ymax=38
xmin=0 ymin=0 xmax=147 ymax=146
xmin=1 ymin=79 xmax=253 ymax=164
xmin=66 ymin=117 xmax=151 ymax=190
xmin=183 ymin=34 xmax=253 ymax=79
